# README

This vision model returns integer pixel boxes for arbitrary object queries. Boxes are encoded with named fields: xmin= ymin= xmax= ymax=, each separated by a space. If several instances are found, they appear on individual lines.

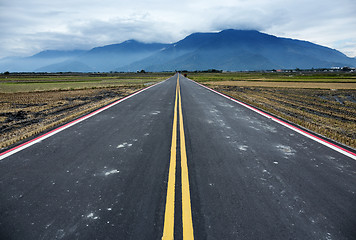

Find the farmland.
xmin=188 ymin=71 xmax=356 ymax=83
xmin=191 ymin=71 xmax=356 ymax=148
xmin=1 ymin=71 xmax=356 ymax=149
xmin=0 ymin=72 xmax=171 ymax=149
xmin=0 ymin=72 xmax=172 ymax=92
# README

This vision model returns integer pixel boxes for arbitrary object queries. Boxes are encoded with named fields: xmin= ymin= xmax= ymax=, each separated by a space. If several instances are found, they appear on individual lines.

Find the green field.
xmin=187 ymin=71 xmax=356 ymax=83
xmin=0 ymin=72 xmax=173 ymax=93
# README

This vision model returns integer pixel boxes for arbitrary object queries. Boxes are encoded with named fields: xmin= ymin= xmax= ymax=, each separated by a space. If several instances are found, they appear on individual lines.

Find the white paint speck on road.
xmin=104 ymin=170 xmax=119 ymax=176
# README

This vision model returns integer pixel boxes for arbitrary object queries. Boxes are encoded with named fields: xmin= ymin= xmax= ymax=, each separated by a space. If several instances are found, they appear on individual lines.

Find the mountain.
xmin=119 ymin=29 xmax=356 ymax=71
xmin=0 ymin=50 xmax=86 ymax=72
xmin=0 ymin=41 xmax=169 ymax=72
xmin=72 ymin=40 xmax=170 ymax=72
xmin=1 ymin=30 xmax=355 ymax=72
xmin=35 ymin=60 xmax=93 ymax=73
xmin=31 ymin=50 xmax=86 ymax=59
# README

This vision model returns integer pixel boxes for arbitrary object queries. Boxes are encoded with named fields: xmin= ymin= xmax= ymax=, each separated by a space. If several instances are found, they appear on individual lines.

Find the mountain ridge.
xmin=117 ymin=29 xmax=356 ymax=71
xmin=1 ymin=30 xmax=355 ymax=72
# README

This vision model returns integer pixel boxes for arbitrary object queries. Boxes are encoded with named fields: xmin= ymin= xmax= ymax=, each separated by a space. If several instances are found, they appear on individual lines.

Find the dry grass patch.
xmin=206 ymin=81 xmax=356 ymax=89
xmin=206 ymin=84 xmax=356 ymax=148
xmin=0 ymin=86 xmax=141 ymax=149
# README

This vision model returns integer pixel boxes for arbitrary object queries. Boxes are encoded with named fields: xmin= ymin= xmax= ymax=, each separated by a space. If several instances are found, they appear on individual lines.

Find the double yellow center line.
xmin=162 ymin=75 xmax=194 ymax=239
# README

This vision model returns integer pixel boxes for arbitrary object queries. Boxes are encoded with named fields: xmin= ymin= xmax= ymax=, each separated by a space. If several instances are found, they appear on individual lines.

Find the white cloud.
xmin=1 ymin=0 xmax=355 ymax=58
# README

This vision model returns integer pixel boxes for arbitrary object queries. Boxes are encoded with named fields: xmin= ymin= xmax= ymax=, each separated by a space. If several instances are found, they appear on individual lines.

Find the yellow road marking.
xmin=178 ymin=75 xmax=195 ymax=239
xmin=162 ymin=74 xmax=194 ymax=239
xmin=162 ymin=79 xmax=179 ymax=240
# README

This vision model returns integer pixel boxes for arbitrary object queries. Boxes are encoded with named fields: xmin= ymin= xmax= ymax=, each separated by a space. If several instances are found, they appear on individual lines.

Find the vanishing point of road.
xmin=1 ymin=74 xmax=356 ymax=239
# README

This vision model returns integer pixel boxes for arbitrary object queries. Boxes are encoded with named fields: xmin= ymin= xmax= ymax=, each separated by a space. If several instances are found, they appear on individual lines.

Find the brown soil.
xmin=0 ymin=86 xmax=141 ymax=149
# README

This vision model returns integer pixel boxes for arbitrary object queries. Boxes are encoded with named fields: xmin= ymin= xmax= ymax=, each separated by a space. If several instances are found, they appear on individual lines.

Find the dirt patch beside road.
xmin=0 ymin=86 xmax=140 ymax=149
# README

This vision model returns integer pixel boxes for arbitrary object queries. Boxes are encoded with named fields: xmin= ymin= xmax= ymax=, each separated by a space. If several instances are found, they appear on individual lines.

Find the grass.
xmin=0 ymin=72 xmax=172 ymax=93
xmin=204 ymin=81 xmax=356 ymax=89
xmin=0 ymin=80 xmax=146 ymax=92
xmin=188 ymin=71 xmax=356 ymax=83
xmin=1 ymin=71 xmax=355 ymax=150
xmin=0 ymin=87 xmax=144 ymax=149
xmin=0 ymin=72 xmax=171 ymax=149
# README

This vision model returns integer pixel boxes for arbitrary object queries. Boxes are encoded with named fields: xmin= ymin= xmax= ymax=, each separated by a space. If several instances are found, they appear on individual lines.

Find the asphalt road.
xmin=1 ymin=74 xmax=356 ymax=240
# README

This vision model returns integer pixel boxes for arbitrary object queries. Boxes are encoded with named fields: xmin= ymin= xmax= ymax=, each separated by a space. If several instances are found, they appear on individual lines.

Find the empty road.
xmin=1 ymin=74 xmax=356 ymax=239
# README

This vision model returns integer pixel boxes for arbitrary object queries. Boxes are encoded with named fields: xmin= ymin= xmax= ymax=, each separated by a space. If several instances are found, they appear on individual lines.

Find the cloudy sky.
xmin=1 ymin=0 xmax=356 ymax=58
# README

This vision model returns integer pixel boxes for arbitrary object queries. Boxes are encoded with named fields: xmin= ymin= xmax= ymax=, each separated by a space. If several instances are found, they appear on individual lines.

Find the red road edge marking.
xmin=190 ymin=79 xmax=356 ymax=159
xmin=0 ymin=81 xmax=163 ymax=159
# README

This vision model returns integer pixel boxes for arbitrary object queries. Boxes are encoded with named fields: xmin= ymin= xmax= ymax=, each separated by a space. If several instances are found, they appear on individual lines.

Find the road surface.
xmin=1 ymin=74 xmax=356 ymax=239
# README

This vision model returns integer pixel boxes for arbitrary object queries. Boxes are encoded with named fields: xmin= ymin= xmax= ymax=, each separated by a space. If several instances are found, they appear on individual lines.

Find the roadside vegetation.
xmin=0 ymin=72 xmax=171 ymax=92
xmin=0 ymin=72 xmax=171 ymax=149
xmin=1 ymin=71 xmax=355 ymax=150
xmin=191 ymin=71 xmax=356 ymax=149
xmin=188 ymin=71 xmax=356 ymax=83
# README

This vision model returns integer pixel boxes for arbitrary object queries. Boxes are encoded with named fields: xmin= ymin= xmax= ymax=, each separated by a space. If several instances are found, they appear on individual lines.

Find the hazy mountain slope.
xmin=72 ymin=40 xmax=169 ymax=72
xmin=2 ymin=29 xmax=356 ymax=72
xmin=0 ymin=50 xmax=86 ymax=72
xmin=0 ymin=41 xmax=168 ymax=72
xmin=120 ymin=29 xmax=356 ymax=71
xmin=35 ymin=61 xmax=93 ymax=72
